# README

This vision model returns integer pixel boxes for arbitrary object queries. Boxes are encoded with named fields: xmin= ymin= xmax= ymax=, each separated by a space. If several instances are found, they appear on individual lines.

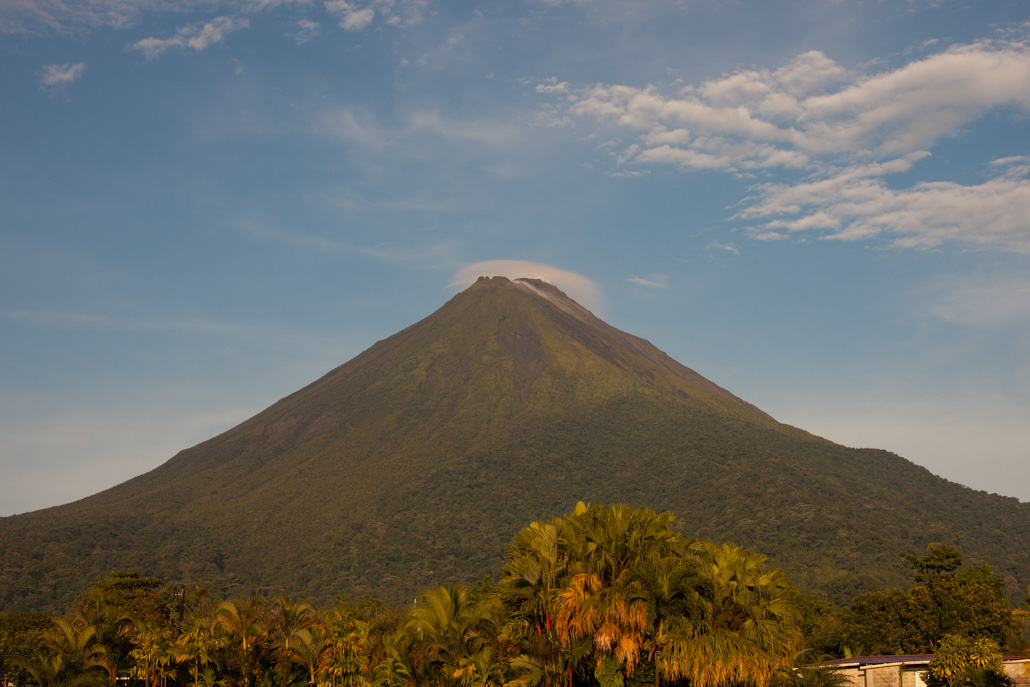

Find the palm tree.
xmin=279 ymin=627 xmax=328 ymax=686
xmin=405 ymin=585 xmax=487 ymax=685
xmin=11 ymin=647 xmax=66 ymax=687
xmin=268 ymin=596 xmax=318 ymax=686
xmin=372 ymin=631 xmax=416 ymax=687
xmin=640 ymin=554 xmax=701 ymax=686
xmin=655 ymin=540 xmax=801 ymax=687
xmin=77 ymin=601 xmax=133 ymax=687
xmin=128 ymin=617 xmax=177 ymax=687
xmin=322 ymin=605 xmax=374 ymax=687
xmin=213 ymin=598 xmax=272 ymax=687
xmin=174 ymin=610 xmax=222 ymax=686
xmin=555 ymin=503 xmax=685 ymax=681
xmin=499 ymin=519 xmax=564 ymax=639
xmin=14 ymin=616 xmax=109 ymax=687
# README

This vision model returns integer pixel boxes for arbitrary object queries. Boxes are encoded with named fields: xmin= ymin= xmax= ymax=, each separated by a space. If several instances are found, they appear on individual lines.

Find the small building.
xmin=821 ymin=655 xmax=1030 ymax=687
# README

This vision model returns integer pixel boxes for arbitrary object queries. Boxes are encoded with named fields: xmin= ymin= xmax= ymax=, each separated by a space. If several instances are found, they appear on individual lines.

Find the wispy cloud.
xmin=1 ymin=0 xmax=165 ymax=35
xmin=1 ymin=0 xmax=420 ymax=36
xmin=289 ymin=18 xmax=320 ymax=43
xmin=39 ymin=61 xmax=85 ymax=88
xmin=317 ymin=107 xmax=524 ymax=156
xmin=238 ymin=218 xmax=459 ymax=266
xmin=627 ymin=273 xmax=669 ymax=289
xmin=544 ymin=35 xmax=1030 ymax=253
xmin=38 ymin=61 xmax=85 ymax=97
xmin=924 ymin=271 xmax=1030 ymax=328
xmin=131 ymin=15 xmax=250 ymax=59
xmin=738 ymin=156 xmax=1030 ymax=251
xmin=4 ymin=308 xmax=244 ymax=335
xmin=323 ymin=0 xmax=428 ymax=31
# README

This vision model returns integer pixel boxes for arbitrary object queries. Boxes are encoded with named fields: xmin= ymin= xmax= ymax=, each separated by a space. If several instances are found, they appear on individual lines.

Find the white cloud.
xmin=131 ymin=15 xmax=250 ymax=59
xmin=739 ymin=158 xmax=1030 ymax=252
xmin=449 ymin=260 xmax=603 ymax=314
xmin=289 ymin=18 xmax=320 ymax=43
xmin=627 ymin=273 xmax=669 ymax=289
xmin=39 ymin=61 xmax=84 ymax=87
xmin=324 ymin=0 xmax=427 ymax=31
xmin=537 ymin=78 xmax=569 ymax=94
xmin=545 ymin=35 xmax=1030 ymax=253
xmin=553 ymin=38 xmax=1030 ymax=171
xmin=325 ymin=0 xmax=374 ymax=31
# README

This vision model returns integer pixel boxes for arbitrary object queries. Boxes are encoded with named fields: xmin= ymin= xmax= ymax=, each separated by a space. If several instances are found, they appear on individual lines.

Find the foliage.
xmin=769 ymin=665 xmax=852 ymax=687
xmin=924 ymin=635 xmax=1012 ymax=687
xmin=5 ymin=508 xmax=1030 ymax=687
xmin=0 ymin=612 xmax=51 ymax=685
xmin=830 ymin=547 xmax=1025 ymax=657
xmin=906 ymin=545 xmax=963 ymax=585
xmin=77 ymin=571 xmax=171 ymax=620
xmin=499 ymin=502 xmax=801 ymax=687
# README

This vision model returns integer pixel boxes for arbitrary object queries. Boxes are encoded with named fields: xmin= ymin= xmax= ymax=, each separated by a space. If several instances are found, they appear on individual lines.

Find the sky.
xmin=2 ymin=0 xmax=1030 ymax=516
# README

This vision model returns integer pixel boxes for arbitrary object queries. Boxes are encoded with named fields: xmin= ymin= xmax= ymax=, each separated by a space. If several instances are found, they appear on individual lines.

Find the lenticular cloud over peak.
xmin=450 ymin=260 xmax=603 ymax=315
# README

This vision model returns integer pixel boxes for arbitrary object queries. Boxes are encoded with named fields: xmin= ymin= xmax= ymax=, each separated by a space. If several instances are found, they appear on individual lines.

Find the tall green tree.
xmin=831 ymin=545 xmax=1024 ymax=656
xmin=905 ymin=545 xmax=964 ymax=585
xmin=268 ymin=596 xmax=318 ymax=687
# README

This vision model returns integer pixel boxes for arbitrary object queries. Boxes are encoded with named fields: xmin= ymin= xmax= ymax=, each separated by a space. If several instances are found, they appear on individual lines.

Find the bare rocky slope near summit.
xmin=2 ymin=276 xmax=1028 ymax=612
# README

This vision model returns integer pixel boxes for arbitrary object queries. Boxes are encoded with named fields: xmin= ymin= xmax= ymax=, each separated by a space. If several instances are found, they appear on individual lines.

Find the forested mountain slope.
xmin=2 ymin=276 xmax=1028 ymax=612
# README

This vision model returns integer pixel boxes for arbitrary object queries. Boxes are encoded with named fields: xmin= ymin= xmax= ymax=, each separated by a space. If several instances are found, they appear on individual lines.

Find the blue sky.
xmin=2 ymin=0 xmax=1029 ymax=516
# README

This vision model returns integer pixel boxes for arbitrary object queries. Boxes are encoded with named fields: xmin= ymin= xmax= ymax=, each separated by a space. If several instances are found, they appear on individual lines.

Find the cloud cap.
xmin=450 ymin=260 xmax=603 ymax=315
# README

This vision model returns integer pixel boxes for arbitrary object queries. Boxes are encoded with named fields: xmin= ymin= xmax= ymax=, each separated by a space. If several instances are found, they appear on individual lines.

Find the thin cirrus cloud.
xmin=541 ymin=36 xmax=1030 ymax=253
xmin=924 ymin=270 xmax=1030 ymax=328
xmin=0 ymin=0 xmax=165 ymax=35
xmin=627 ymin=274 xmax=669 ymax=289
xmin=1 ymin=0 xmax=426 ymax=38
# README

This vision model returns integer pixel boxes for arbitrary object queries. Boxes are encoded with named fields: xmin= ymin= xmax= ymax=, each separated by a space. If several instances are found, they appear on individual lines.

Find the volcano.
xmin=2 ymin=276 xmax=1028 ymax=612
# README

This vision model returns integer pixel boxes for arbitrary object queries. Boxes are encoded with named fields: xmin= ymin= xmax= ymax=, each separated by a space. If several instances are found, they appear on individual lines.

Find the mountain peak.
xmin=2 ymin=280 xmax=1029 ymax=613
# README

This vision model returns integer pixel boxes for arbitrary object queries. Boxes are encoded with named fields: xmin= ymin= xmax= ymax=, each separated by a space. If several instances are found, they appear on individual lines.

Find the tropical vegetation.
xmin=3 ymin=507 xmax=1027 ymax=687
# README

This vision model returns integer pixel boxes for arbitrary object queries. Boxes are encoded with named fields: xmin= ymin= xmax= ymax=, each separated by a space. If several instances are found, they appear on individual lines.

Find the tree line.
xmin=1 ymin=503 xmax=1027 ymax=687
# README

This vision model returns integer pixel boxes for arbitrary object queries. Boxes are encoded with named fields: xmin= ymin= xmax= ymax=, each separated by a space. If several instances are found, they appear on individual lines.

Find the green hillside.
xmin=1 ymin=276 xmax=1028 ymax=613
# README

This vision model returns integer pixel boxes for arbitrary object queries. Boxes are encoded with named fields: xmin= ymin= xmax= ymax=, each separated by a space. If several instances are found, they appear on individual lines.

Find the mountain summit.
xmin=2 ymin=276 xmax=1028 ymax=612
